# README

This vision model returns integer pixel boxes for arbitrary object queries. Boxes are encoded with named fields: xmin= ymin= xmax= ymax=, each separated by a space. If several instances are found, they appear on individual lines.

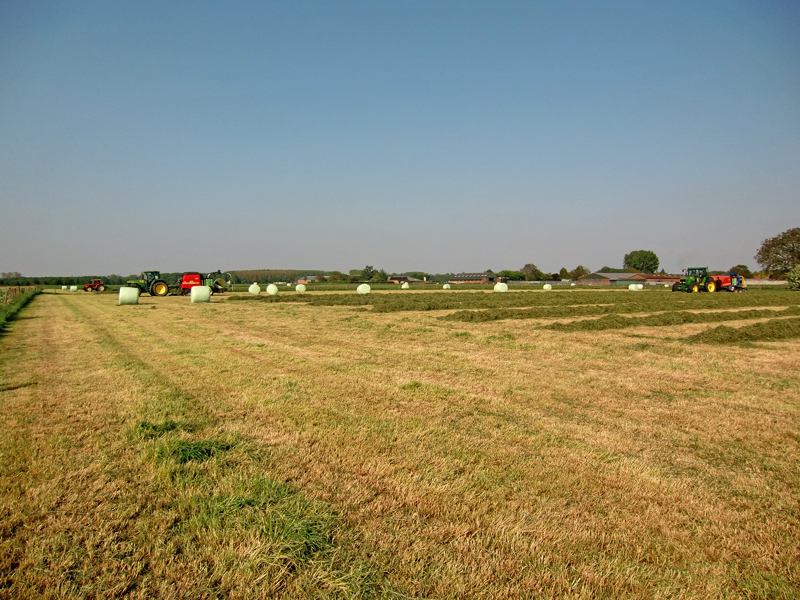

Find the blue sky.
xmin=1 ymin=1 xmax=798 ymax=275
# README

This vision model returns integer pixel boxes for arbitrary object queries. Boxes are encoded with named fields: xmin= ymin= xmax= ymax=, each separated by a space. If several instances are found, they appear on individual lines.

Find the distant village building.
xmin=387 ymin=276 xmax=423 ymax=284
xmin=449 ymin=272 xmax=497 ymax=284
xmin=578 ymin=272 xmax=682 ymax=286
xmin=296 ymin=275 xmax=321 ymax=284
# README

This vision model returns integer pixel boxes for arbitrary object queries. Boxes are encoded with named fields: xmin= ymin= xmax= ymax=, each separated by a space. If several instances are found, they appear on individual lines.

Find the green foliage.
xmin=361 ymin=265 xmax=375 ymax=280
xmin=569 ymin=265 xmax=590 ymax=279
xmin=755 ymin=227 xmax=800 ymax=275
xmin=623 ymin=250 xmax=660 ymax=273
xmin=156 ymin=439 xmax=233 ymax=464
xmin=559 ymin=267 xmax=569 ymax=279
xmin=0 ymin=289 xmax=41 ymax=333
xmin=370 ymin=269 xmax=388 ymax=283
xmin=497 ymin=270 xmax=525 ymax=280
xmin=729 ymin=264 xmax=753 ymax=278
xmin=788 ymin=265 xmax=800 ymax=291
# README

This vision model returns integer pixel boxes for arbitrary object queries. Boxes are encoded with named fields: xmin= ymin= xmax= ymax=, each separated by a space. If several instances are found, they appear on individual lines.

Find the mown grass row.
xmin=0 ymin=288 xmax=40 ymax=333
xmin=686 ymin=317 xmax=800 ymax=344
xmin=539 ymin=306 xmax=800 ymax=332
xmin=228 ymin=290 xmax=800 ymax=314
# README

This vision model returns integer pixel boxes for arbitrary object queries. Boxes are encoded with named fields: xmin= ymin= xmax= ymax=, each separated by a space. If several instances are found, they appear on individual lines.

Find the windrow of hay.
xmin=685 ymin=317 xmax=800 ymax=344
xmin=540 ymin=306 xmax=800 ymax=332
xmin=227 ymin=289 xmax=800 ymax=314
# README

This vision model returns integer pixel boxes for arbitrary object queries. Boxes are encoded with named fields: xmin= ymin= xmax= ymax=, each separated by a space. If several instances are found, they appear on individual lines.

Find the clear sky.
xmin=1 ymin=1 xmax=798 ymax=276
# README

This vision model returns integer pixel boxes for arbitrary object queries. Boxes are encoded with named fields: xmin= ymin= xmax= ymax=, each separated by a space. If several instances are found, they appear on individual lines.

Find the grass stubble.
xmin=0 ymin=290 xmax=798 ymax=598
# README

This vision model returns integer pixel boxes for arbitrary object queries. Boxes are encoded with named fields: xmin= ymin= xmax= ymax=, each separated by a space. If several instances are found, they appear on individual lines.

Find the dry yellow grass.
xmin=1 ymin=291 xmax=798 ymax=599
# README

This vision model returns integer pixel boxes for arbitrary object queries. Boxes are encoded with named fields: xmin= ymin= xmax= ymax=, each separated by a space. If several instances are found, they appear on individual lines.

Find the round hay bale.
xmin=543 ymin=284 xmax=552 ymax=290
xmin=286 ymin=283 xmax=292 ymax=287
xmin=570 ymin=283 xmax=576 ymax=287
xmin=493 ymin=282 xmax=508 ymax=292
xmin=190 ymin=286 xmax=212 ymax=303
xmin=295 ymin=284 xmax=306 ymax=293
xmin=664 ymin=284 xmax=670 ymax=288
xmin=357 ymin=284 xmax=371 ymax=295
xmin=266 ymin=284 xmax=278 ymax=296
xmin=637 ymin=284 xmax=644 ymax=290
xmin=248 ymin=283 xmax=261 ymax=295
xmin=443 ymin=284 xmax=451 ymax=289
xmin=118 ymin=286 xmax=139 ymax=305
xmin=628 ymin=284 xmax=638 ymax=291
xmin=401 ymin=282 xmax=410 ymax=289
xmin=61 ymin=285 xmax=67 ymax=290
xmin=69 ymin=285 xmax=78 ymax=292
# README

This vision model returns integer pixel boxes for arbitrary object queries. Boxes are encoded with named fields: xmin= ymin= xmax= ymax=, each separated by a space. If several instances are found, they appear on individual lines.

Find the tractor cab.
xmin=673 ymin=266 xmax=715 ymax=293
xmin=126 ymin=270 xmax=170 ymax=297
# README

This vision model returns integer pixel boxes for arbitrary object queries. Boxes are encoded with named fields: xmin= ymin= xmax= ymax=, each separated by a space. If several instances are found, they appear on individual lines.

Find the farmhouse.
xmin=295 ymin=275 xmax=322 ymax=284
xmin=387 ymin=276 xmax=423 ymax=284
xmin=450 ymin=272 xmax=497 ymax=284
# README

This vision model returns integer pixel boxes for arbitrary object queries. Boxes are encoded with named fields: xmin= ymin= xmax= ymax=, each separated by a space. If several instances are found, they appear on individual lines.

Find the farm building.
xmin=579 ymin=272 xmax=682 ymax=286
xmin=387 ymin=276 xmax=423 ymax=284
xmin=630 ymin=273 xmax=682 ymax=284
xmin=450 ymin=272 xmax=497 ymax=284
xmin=296 ymin=275 xmax=322 ymax=284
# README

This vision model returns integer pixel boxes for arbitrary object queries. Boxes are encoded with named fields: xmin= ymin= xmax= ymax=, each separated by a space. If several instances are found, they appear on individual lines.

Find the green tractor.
xmin=672 ymin=267 xmax=717 ymax=293
xmin=126 ymin=271 xmax=170 ymax=296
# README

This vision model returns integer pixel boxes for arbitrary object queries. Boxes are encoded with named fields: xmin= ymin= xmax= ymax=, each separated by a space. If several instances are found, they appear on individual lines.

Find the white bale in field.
xmin=118 ymin=286 xmax=139 ymax=305
xmin=190 ymin=286 xmax=212 ymax=303
xmin=637 ymin=284 xmax=644 ymax=290
xmin=287 ymin=283 xmax=292 ymax=287
xmin=443 ymin=284 xmax=451 ymax=289
xmin=61 ymin=285 xmax=67 ymax=290
xmin=295 ymin=284 xmax=306 ymax=292
xmin=543 ymin=284 xmax=552 ymax=290
xmin=664 ymin=284 xmax=670 ymax=288
xmin=493 ymin=282 xmax=508 ymax=292
xmin=69 ymin=285 xmax=77 ymax=292
xmin=628 ymin=284 xmax=638 ymax=290
xmin=357 ymin=284 xmax=371 ymax=294
xmin=401 ymin=282 xmax=410 ymax=289
xmin=248 ymin=283 xmax=261 ymax=295
xmin=571 ymin=283 xmax=576 ymax=287
xmin=266 ymin=284 xmax=278 ymax=296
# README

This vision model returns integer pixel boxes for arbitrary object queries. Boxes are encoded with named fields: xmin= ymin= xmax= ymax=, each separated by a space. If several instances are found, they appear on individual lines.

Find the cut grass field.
xmin=1 ymin=290 xmax=798 ymax=599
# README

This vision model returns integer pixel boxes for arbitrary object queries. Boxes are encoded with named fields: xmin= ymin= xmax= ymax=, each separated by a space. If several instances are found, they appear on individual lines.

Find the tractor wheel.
xmin=691 ymin=284 xmax=699 ymax=293
xmin=150 ymin=280 xmax=169 ymax=296
xmin=97 ymin=285 xmax=105 ymax=292
xmin=671 ymin=283 xmax=681 ymax=292
xmin=706 ymin=280 xmax=716 ymax=293
xmin=83 ymin=287 xmax=90 ymax=292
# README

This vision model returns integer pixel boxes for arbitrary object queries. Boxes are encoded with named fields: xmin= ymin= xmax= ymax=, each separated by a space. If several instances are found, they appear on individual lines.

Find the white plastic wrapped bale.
xmin=543 ymin=284 xmax=552 ymax=290
xmin=69 ymin=285 xmax=78 ymax=292
xmin=61 ymin=285 xmax=67 ymax=290
xmin=637 ymin=284 xmax=644 ymax=290
xmin=248 ymin=283 xmax=261 ymax=295
xmin=628 ymin=284 xmax=638 ymax=291
xmin=401 ymin=282 xmax=410 ymax=289
xmin=190 ymin=286 xmax=212 ymax=303
xmin=664 ymin=284 xmax=670 ymax=288
xmin=357 ymin=284 xmax=371 ymax=294
xmin=443 ymin=284 xmax=451 ymax=289
xmin=118 ymin=286 xmax=140 ymax=305
xmin=295 ymin=284 xmax=306 ymax=293
xmin=287 ymin=283 xmax=292 ymax=287
xmin=493 ymin=282 xmax=508 ymax=292
xmin=570 ymin=283 xmax=576 ymax=287
xmin=266 ymin=284 xmax=278 ymax=296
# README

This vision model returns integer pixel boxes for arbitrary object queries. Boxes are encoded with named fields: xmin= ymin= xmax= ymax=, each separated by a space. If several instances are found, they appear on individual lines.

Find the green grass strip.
xmin=0 ymin=289 xmax=41 ymax=334
xmin=685 ymin=317 xmax=800 ymax=344
xmin=540 ymin=306 xmax=800 ymax=332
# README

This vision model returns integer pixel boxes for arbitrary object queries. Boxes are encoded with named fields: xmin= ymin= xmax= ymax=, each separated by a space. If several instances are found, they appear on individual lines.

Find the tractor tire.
xmin=671 ymin=283 xmax=681 ymax=292
xmin=97 ymin=285 xmax=105 ymax=292
xmin=705 ymin=280 xmax=716 ymax=293
xmin=84 ymin=287 xmax=90 ymax=292
xmin=691 ymin=284 xmax=700 ymax=293
xmin=150 ymin=280 xmax=169 ymax=297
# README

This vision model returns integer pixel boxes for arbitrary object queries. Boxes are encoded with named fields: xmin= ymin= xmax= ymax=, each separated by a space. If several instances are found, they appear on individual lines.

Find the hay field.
xmin=1 ymin=289 xmax=799 ymax=599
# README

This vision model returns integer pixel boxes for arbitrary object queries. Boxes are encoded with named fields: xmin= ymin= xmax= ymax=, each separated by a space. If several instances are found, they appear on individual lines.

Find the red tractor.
xmin=83 ymin=279 xmax=105 ymax=292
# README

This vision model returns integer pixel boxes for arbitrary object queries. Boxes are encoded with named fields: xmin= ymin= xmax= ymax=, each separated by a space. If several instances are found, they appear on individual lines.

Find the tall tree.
xmin=623 ymin=250 xmax=660 ymax=274
xmin=569 ymin=265 xmax=590 ymax=279
xmin=728 ymin=265 xmax=753 ymax=278
xmin=361 ymin=265 xmax=375 ymax=280
xmin=755 ymin=227 xmax=800 ymax=275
